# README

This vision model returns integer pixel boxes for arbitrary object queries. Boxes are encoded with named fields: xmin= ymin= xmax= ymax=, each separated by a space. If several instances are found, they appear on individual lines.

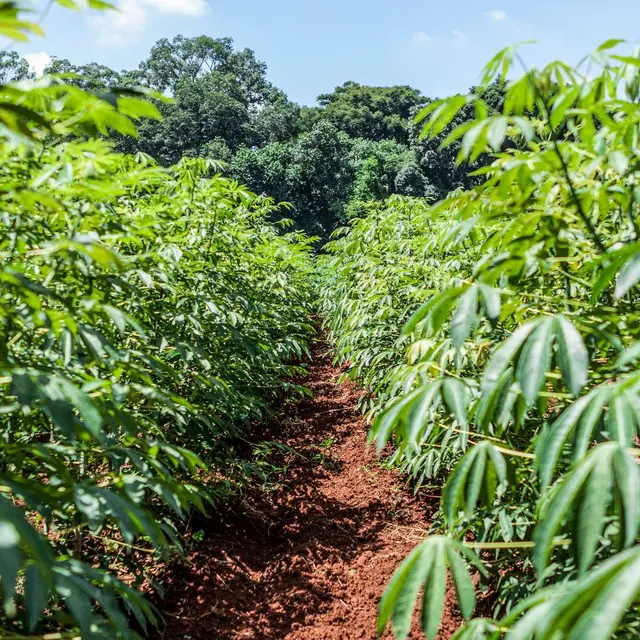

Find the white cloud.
xmin=142 ymin=0 xmax=207 ymax=15
xmin=24 ymin=51 xmax=52 ymax=76
xmin=486 ymin=9 xmax=508 ymax=21
xmin=412 ymin=32 xmax=431 ymax=43
xmin=452 ymin=30 xmax=468 ymax=44
xmin=91 ymin=0 xmax=207 ymax=45
xmin=90 ymin=0 xmax=146 ymax=45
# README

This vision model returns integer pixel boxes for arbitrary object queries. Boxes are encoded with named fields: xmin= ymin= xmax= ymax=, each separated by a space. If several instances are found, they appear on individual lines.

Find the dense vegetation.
xmin=10 ymin=34 xmax=496 ymax=238
xmin=320 ymin=41 xmax=640 ymax=639
xmin=2 ymin=1 xmax=640 ymax=638
xmin=0 ymin=3 xmax=314 ymax=637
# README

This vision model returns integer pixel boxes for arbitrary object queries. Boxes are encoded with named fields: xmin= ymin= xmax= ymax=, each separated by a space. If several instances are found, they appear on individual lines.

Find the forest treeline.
xmin=3 ymin=37 xmax=501 ymax=236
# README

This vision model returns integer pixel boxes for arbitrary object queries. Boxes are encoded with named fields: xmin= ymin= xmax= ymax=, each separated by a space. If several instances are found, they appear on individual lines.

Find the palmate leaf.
xmin=378 ymin=536 xmax=487 ymax=640
xmin=481 ymin=315 xmax=589 ymax=411
xmin=370 ymin=378 xmax=472 ymax=454
xmin=403 ymin=283 xmax=502 ymax=346
xmin=533 ymin=443 xmax=639 ymax=575
xmin=442 ymin=442 xmax=510 ymax=522
xmin=537 ymin=376 xmax=640 ymax=486
xmin=502 ymin=547 xmax=640 ymax=640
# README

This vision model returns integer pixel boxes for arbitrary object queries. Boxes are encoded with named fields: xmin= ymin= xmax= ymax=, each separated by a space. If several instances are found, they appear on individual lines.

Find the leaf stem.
xmin=463 ymin=537 xmax=570 ymax=549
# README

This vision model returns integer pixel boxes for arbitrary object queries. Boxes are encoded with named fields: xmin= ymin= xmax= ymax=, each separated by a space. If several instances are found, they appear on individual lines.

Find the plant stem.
xmin=515 ymin=53 xmax=606 ymax=253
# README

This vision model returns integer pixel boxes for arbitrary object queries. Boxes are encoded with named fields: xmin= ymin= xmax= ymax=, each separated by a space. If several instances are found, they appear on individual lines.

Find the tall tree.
xmin=139 ymin=35 xmax=276 ymax=106
xmin=0 ymin=51 xmax=31 ymax=83
xmin=232 ymin=121 xmax=355 ymax=237
xmin=135 ymin=72 xmax=250 ymax=164
xmin=43 ymin=58 xmax=122 ymax=90
xmin=310 ymin=82 xmax=426 ymax=143
xmin=131 ymin=35 xmax=298 ymax=164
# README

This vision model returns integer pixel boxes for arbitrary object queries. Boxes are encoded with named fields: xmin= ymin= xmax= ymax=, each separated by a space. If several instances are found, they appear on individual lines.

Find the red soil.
xmin=155 ymin=347 xmax=458 ymax=640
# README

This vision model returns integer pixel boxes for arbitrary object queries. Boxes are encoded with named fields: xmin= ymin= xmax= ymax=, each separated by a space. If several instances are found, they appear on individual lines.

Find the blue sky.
xmin=14 ymin=0 xmax=640 ymax=105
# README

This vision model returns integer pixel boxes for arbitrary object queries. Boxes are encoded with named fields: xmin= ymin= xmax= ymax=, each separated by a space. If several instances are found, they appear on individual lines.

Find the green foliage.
xmin=232 ymin=129 xmax=436 ymax=237
xmin=231 ymin=121 xmax=355 ymax=236
xmin=43 ymin=58 xmax=123 ymax=90
xmin=312 ymin=81 xmax=426 ymax=144
xmin=130 ymin=35 xmax=291 ymax=164
xmin=411 ymin=82 xmax=506 ymax=198
xmin=0 ymin=51 xmax=32 ymax=83
xmin=31 ymin=39 xmax=467 ymax=236
xmin=43 ymin=35 xmax=296 ymax=165
xmin=378 ymin=536 xmax=487 ymax=640
xmin=21 ymin=31 xmax=491 ymax=237
xmin=0 ymin=4 xmax=315 ymax=637
xmin=319 ymin=40 xmax=640 ymax=639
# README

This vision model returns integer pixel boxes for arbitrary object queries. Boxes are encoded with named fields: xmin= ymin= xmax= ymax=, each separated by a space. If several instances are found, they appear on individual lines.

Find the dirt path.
xmin=156 ymin=347 xmax=457 ymax=639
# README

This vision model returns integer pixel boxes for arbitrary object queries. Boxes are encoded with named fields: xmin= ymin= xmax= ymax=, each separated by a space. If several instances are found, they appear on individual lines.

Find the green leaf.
xmin=442 ymin=378 xmax=469 ymax=428
xmin=405 ymin=384 xmax=442 ymax=446
xmin=533 ymin=447 xmax=600 ymax=574
xmin=550 ymin=87 xmax=579 ymax=129
xmin=421 ymin=539 xmax=446 ymax=640
xmin=611 ymin=447 xmax=640 ymax=550
xmin=391 ymin=550 xmax=431 ymax=640
xmin=515 ymin=318 xmax=554 ymax=406
xmin=378 ymin=538 xmax=484 ymax=640
xmin=446 ymin=544 xmax=476 ymax=620
xmin=615 ymin=254 xmax=640 ymax=298
xmin=0 ymin=520 xmax=21 ymax=606
xmin=482 ymin=321 xmax=539 ymax=392
xmin=478 ymin=284 xmax=501 ymax=323
xmin=572 ymin=386 xmax=609 ymax=461
xmin=606 ymin=393 xmax=636 ymax=447
xmin=597 ymin=38 xmax=625 ymax=51
xmin=443 ymin=448 xmax=478 ymax=522
xmin=567 ymin=550 xmax=640 ymax=640
xmin=443 ymin=443 xmax=507 ymax=522
xmin=617 ymin=341 xmax=640 ymax=368
xmin=25 ymin=564 xmax=51 ymax=632
xmin=554 ymin=316 xmax=589 ymax=396
xmin=450 ymin=285 xmax=478 ymax=347
xmin=533 ymin=444 xmax=636 ymax=575
xmin=574 ymin=457 xmax=610 ymax=573
xmin=378 ymin=544 xmax=425 ymax=637
xmin=609 ymin=150 xmax=630 ymax=174
xmin=487 ymin=117 xmax=508 ymax=151
xmin=537 ymin=394 xmax=590 ymax=487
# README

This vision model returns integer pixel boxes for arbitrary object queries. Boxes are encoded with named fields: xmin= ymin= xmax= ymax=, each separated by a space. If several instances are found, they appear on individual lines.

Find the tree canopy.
xmin=312 ymin=81 xmax=426 ymax=143
xmin=34 ymin=34 xmax=495 ymax=236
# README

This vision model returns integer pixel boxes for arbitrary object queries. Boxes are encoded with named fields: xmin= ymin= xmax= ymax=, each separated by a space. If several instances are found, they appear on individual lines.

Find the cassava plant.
xmin=319 ymin=40 xmax=640 ymax=639
xmin=0 ymin=2 xmax=314 ymax=637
